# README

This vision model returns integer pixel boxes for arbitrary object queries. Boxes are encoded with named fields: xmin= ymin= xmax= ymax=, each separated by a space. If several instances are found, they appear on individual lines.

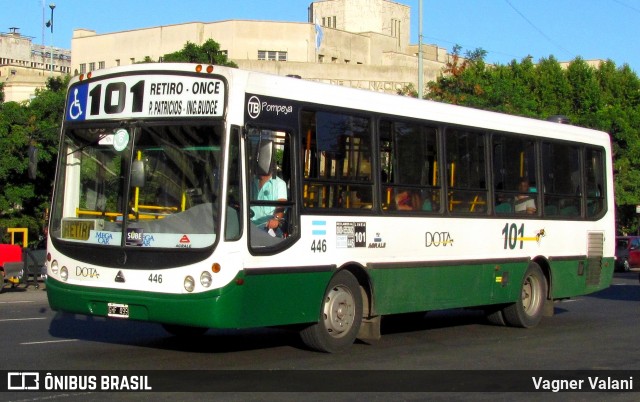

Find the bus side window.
xmin=225 ymin=127 xmax=242 ymax=241
xmin=379 ymin=119 xmax=440 ymax=213
xmin=585 ymin=147 xmax=605 ymax=218
xmin=492 ymin=133 xmax=537 ymax=216
xmin=301 ymin=110 xmax=373 ymax=210
xmin=247 ymin=128 xmax=296 ymax=249
xmin=542 ymin=141 xmax=581 ymax=218
xmin=446 ymin=128 xmax=487 ymax=214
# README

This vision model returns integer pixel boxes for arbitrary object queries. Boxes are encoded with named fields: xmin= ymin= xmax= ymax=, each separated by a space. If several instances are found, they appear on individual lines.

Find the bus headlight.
xmin=60 ymin=266 xmax=68 ymax=281
xmin=200 ymin=271 xmax=212 ymax=288
xmin=184 ymin=275 xmax=195 ymax=292
xmin=50 ymin=260 xmax=59 ymax=275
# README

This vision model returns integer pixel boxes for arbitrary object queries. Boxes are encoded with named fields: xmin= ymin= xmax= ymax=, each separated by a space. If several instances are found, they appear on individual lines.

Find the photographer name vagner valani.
xmin=532 ymin=376 xmax=633 ymax=392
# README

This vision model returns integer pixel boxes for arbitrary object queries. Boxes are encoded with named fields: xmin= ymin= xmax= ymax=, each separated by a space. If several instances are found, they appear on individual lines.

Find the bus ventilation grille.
xmin=586 ymin=232 xmax=604 ymax=286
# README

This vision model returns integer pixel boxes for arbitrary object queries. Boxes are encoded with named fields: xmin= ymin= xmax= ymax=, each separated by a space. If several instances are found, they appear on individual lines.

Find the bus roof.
xmin=70 ymin=63 xmax=610 ymax=147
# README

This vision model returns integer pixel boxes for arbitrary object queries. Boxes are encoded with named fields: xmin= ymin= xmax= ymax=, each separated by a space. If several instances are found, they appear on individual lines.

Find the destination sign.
xmin=66 ymin=74 xmax=226 ymax=121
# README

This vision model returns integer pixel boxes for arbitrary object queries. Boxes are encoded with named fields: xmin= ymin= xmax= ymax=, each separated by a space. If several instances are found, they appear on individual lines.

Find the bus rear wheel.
xmin=503 ymin=262 xmax=547 ymax=328
xmin=300 ymin=270 xmax=362 ymax=353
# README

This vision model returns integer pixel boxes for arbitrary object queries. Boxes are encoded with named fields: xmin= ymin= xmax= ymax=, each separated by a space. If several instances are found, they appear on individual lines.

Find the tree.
xmin=0 ymin=76 xmax=67 ymax=243
xmin=162 ymin=39 xmax=238 ymax=67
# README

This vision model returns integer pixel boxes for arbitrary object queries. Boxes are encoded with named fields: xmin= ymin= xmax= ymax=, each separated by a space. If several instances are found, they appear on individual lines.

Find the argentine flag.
xmin=315 ymin=20 xmax=324 ymax=50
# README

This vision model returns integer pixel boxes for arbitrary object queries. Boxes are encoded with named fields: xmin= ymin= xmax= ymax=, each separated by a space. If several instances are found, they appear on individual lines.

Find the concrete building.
xmin=0 ymin=28 xmax=71 ymax=102
xmin=71 ymin=0 xmax=450 ymax=94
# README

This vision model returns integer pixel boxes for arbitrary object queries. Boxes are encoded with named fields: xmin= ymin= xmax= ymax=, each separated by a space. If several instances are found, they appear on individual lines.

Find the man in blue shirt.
xmin=251 ymin=172 xmax=287 ymax=236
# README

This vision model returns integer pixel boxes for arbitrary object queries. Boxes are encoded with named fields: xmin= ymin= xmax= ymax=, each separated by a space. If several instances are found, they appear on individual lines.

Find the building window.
xmin=89 ymin=62 xmax=95 ymax=71
xmin=79 ymin=64 xmax=86 ymax=74
xmin=98 ymin=61 xmax=105 ymax=69
xmin=322 ymin=16 xmax=337 ymax=28
xmin=115 ymin=59 xmax=120 ymax=66
xmin=258 ymin=50 xmax=287 ymax=61
xmin=391 ymin=19 xmax=401 ymax=38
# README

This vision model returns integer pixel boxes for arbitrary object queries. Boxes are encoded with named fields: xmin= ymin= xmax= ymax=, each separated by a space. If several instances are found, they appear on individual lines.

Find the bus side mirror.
xmin=131 ymin=160 xmax=146 ymax=188
xmin=256 ymin=139 xmax=273 ymax=176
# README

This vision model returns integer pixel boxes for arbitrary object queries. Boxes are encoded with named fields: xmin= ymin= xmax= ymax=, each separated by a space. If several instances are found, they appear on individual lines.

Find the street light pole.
xmin=48 ymin=3 xmax=55 ymax=75
xmin=418 ymin=0 xmax=423 ymax=99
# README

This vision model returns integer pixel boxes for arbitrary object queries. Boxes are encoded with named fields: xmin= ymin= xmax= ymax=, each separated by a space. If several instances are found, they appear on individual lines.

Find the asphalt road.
xmin=0 ymin=271 xmax=638 ymax=401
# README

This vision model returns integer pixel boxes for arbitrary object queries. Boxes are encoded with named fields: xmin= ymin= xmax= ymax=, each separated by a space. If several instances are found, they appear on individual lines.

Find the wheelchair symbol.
xmin=68 ymin=88 xmax=84 ymax=120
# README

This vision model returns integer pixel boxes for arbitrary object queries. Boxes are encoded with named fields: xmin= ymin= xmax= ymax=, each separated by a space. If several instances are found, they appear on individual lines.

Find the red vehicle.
xmin=0 ymin=244 xmax=24 ymax=290
xmin=615 ymin=236 xmax=640 ymax=272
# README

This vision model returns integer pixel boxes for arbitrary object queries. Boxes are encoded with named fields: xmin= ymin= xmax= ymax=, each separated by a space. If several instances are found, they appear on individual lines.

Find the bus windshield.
xmin=50 ymin=122 xmax=223 ymax=249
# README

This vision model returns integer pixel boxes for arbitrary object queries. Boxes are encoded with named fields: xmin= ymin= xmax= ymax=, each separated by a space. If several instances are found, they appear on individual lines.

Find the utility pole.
xmin=47 ymin=3 xmax=56 ymax=75
xmin=418 ymin=0 xmax=424 ymax=99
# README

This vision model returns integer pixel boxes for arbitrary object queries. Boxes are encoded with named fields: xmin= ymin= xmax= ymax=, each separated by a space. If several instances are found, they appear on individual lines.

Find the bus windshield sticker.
xmin=336 ymin=222 xmax=366 ymax=248
xmin=126 ymin=228 xmax=144 ymax=246
xmin=113 ymin=129 xmax=129 ymax=152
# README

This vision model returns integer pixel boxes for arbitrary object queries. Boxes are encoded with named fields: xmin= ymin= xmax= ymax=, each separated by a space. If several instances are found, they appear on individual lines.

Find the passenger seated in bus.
xmin=251 ymin=167 xmax=288 ymax=237
xmin=514 ymin=178 xmax=536 ymax=214
xmin=394 ymin=189 xmax=422 ymax=211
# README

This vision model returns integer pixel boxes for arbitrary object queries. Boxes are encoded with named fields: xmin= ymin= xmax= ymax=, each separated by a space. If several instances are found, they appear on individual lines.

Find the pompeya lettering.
xmin=262 ymin=102 xmax=293 ymax=116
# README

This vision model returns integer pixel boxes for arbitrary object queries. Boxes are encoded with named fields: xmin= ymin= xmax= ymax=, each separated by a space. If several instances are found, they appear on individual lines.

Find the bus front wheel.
xmin=300 ymin=270 xmax=362 ymax=353
xmin=503 ymin=262 xmax=547 ymax=328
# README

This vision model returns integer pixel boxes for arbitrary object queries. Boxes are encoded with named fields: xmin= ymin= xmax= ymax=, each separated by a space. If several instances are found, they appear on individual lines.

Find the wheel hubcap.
xmin=522 ymin=275 xmax=541 ymax=316
xmin=323 ymin=285 xmax=355 ymax=338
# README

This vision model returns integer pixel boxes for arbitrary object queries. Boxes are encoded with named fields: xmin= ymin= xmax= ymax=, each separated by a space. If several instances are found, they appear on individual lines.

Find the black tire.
xmin=502 ymin=262 xmax=547 ymax=328
xmin=162 ymin=324 xmax=208 ymax=337
xmin=300 ymin=270 xmax=362 ymax=353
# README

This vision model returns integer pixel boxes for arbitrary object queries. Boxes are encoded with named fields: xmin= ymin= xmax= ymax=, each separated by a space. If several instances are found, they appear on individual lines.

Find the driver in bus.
xmin=251 ymin=163 xmax=288 ymax=237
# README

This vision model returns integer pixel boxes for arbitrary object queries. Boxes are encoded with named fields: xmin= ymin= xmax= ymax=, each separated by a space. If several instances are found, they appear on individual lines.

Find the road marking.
xmin=0 ymin=317 xmax=47 ymax=322
xmin=0 ymin=300 xmax=35 ymax=304
xmin=21 ymin=339 xmax=78 ymax=345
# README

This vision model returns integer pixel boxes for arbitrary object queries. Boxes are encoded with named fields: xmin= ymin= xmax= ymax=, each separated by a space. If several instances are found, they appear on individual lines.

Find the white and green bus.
xmin=46 ymin=63 xmax=614 ymax=352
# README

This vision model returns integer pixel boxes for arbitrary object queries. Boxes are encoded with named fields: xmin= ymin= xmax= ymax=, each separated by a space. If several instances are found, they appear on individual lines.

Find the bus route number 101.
xmin=89 ymin=81 xmax=146 ymax=116
xmin=502 ymin=222 xmax=525 ymax=250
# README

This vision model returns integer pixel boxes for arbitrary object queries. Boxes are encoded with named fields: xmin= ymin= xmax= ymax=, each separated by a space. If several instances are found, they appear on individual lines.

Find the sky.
xmin=2 ymin=0 xmax=640 ymax=72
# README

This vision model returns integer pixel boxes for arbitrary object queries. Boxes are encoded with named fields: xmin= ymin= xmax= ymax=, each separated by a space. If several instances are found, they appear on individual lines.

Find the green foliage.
xmin=162 ymin=39 xmax=238 ymax=67
xmin=426 ymin=49 xmax=640 ymax=233
xmin=0 ymin=76 xmax=68 ymax=243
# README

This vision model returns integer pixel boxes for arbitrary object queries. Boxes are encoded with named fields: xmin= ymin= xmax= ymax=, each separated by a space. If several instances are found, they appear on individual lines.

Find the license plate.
xmin=107 ymin=303 xmax=130 ymax=318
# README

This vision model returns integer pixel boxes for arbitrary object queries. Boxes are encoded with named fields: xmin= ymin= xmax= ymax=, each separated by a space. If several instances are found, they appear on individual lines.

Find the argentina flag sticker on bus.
xmin=66 ymin=83 xmax=88 ymax=121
